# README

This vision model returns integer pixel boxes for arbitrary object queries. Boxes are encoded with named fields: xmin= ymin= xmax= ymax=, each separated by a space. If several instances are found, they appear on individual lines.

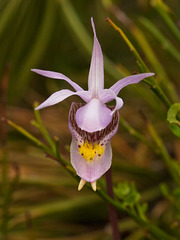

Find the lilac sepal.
xmin=31 ymin=69 xmax=83 ymax=92
xmin=110 ymin=73 xmax=155 ymax=95
xmin=35 ymin=89 xmax=92 ymax=110
xmin=99 ymin=89 xmax=124 ymax=115
xmin=88 ymin=18 xmax=104 ymax=97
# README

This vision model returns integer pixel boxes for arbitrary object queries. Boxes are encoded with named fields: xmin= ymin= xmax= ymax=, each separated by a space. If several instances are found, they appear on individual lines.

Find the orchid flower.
xmin=32 ymin=17 xmax=154 ymax=191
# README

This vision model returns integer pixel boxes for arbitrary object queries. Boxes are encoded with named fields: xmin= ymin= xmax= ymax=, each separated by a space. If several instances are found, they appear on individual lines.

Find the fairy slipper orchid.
xmin=32 ymin=18 xmax=154 ymax=191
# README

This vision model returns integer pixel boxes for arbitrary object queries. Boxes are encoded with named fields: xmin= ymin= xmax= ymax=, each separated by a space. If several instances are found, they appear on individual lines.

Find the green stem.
xmin=106 ymin=17 xmax=172 ymax=109
xmin=97 ymin=189 xmax=176 ymax=240
xmin=33 ymin=102 xmax=55 ymax=151
xmin=105 ymin=17 xmax=149 ymax=74
xmin=46 ymin=151 xmax=177 ymax=240
xmin=103 ymin=2 xmax=178 ymax=102
xmin=151 ymin=0 xmax=180 ymax=43
xmin=119 ymin=117 xmax=157 ymax=152
xmin=150 ymin=84 xmax=171 ymax=108
xmin=7 ymin=119 xmax=51 ymax=154
xmin=7 ymin=110 xmax=179 ymax=239
xmin=140 ymin=17 xmax=180 ymax=64
xmin=147 ymin=120 xmax=180 ymax=187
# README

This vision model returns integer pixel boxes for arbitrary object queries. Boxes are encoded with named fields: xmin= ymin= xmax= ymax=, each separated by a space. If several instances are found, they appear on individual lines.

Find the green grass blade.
xmin=151 ymin=0 xmax=180 ymax=43
xmin=140 ymin=17 xmax=180 ymax=63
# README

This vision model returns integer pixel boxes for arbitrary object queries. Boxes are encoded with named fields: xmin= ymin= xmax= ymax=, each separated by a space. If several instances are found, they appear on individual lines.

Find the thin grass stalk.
xmin=102 ymin=2 xmax=178 ymax=102
xmin=147 ymin=120 xmax=180 ymax=187
xmin=140 ymin=17 xmax=180 ymax=64
xmin=14 ymin=0 xmax=56 ymax=98
xmin=33 ymin=102 xmax=55 ymax=151
xmin=8 ymin=118 xmax=179 ymax=239
xmin=151 ymin=0 xmax=180 ymax=43
xmin=106 ymin=17 xmax=172 ymax=109
xmin=7 ymin=119 xmax=50 ymax=153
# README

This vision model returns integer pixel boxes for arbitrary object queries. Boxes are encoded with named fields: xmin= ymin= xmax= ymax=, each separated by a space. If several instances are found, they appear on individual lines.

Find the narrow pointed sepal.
xmin=78 ymin=179 xmax=87 ymax=191
xmin=31 ymin=69 xmax=83 ymax=92
xmin=110 ymin=73 xmax=155 ymax=95
xmin=88 ymin=17 xmax=104 ymax=96
xmin=35 ymin=89 xmax=92 ymax=110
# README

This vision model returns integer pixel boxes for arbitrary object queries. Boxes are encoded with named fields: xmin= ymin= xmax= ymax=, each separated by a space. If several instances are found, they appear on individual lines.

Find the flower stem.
xmin=106 ymin=17 xmax=172 ymax=109
xmin=147 ymin=120 xmax=180 ymax=187
xmin=6 ymin=118 xmax=177 ymax=239
xmin=98 ymin=189 xmax=176 ymax=240
xmin=105 ymin=168 xmax=121 ymax=240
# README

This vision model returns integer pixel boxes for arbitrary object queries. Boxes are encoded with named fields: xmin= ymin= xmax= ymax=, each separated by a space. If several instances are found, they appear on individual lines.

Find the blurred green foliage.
xmin=167 ymin=103 xmax=180 ymax=137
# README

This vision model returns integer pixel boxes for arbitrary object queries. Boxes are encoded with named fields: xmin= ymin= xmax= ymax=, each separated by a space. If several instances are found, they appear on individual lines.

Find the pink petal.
xmin=35 ymin=89 xmax=92 ymax=110
xmin=111 ymin=97 xmax=123 ymax=115
xmin=99 ymin=89 xmax=124 ymax=115
xmin=110 ymin=73 xmax=155 ymax=95
xmin=31 ymin=69 xmax=83 ymax=92
xmin=70 ymin=138 xmax=112 ymax=182
xmin=75 ymin=98 xmax=112 ymax=132
xmin=88 ymin=18 xmax=104 ymax=97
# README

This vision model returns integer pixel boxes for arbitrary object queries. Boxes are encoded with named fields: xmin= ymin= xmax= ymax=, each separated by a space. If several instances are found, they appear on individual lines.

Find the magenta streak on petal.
xmin=110 ymin=73 xmax=155 ymax=95
xmin=75 ymin=98 xmax=112 ymax=132
xmin=88 ymin=18 xmax=104 ymax=97
xmin=70 ymin=138 xmax=112 ymax=182
xmin=99 ymin=110 xmax=119 ymax=146
xmin=35 ymin=89 xmax=92 ymax=110
xmin=31 ymin=69 xmax=84 ymax=92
